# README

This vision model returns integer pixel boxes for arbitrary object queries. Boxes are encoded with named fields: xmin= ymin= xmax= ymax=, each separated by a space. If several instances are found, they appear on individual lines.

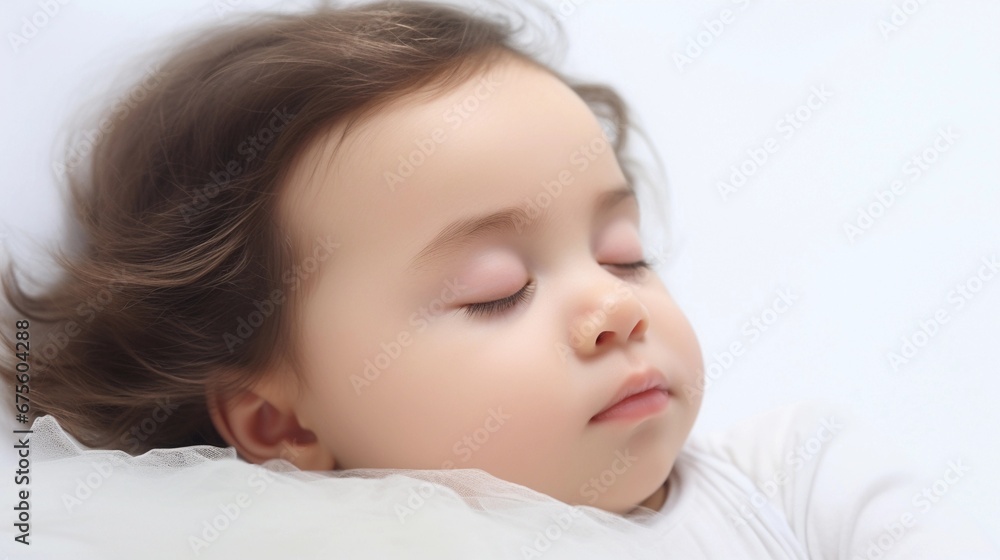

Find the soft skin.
xmin=209 ymin=54 xmax=705 ymax=515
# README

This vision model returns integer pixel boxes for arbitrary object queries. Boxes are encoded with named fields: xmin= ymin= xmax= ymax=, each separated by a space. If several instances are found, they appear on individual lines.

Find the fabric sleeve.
xmin=693 ymin=399 xmax=1000 ymax=559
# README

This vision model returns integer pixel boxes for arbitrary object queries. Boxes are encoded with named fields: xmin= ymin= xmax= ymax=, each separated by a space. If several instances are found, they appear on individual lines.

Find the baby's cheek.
xmin=652 ymin=294 xmax=702 ymax=364
xmin=489 ymin=398 xmax=578 ymax=460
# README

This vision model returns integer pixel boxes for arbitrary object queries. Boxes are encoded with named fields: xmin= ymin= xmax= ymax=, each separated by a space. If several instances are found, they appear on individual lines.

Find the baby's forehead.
xmin=280 ymin=57 xmax=590 ymax=212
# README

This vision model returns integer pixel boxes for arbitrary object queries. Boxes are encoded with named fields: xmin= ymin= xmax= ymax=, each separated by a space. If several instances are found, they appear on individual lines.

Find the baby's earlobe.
xmin=277 ymin=434 xmax=336 ymax=471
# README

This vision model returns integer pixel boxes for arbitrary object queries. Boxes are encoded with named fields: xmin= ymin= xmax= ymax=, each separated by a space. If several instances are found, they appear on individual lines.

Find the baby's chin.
xmin=630 ymin=480 xmax=669 ymax=513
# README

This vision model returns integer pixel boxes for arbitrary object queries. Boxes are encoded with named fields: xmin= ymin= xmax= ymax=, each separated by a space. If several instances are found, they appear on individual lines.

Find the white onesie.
xmin=642 ymin=400 xmax=1000 ymax=559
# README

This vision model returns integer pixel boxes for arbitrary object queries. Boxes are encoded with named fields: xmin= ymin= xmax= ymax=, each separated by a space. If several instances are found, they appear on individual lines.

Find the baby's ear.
xmin=206 ymin=375 xmax=335 ymax=471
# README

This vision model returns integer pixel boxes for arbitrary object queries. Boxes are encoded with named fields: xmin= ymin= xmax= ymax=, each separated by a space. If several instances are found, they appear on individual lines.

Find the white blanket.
xmin=5 ymin=415 xmax=672 ymax=559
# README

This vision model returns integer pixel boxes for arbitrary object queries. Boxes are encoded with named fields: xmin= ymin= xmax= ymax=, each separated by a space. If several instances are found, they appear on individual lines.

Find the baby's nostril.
xmin=596 ymin=331 xmax=613 ymax=345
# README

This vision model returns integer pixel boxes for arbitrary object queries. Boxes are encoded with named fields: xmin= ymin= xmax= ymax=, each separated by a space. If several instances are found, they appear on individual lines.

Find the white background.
xmin=2 ymin=0 xmax=998 ymax=546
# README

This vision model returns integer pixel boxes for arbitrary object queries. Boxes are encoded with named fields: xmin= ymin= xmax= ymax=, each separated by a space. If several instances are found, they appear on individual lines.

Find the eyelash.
xmin=462 ymin=259 xmax=653 ymax=319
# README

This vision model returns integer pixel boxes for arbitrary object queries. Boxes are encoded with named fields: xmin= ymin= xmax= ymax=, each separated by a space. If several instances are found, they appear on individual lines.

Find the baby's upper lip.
xmin=591 ymin=366 xmax=669 ymax=420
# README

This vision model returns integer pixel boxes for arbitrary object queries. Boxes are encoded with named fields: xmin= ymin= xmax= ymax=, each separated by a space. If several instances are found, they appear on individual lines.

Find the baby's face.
xmin=278 ymin=55 xmax=704 ymax=514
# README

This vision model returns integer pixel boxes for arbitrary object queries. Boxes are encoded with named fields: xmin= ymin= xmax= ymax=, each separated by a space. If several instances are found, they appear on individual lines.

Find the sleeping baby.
xmin=2 ymin=1 xmax=997 ymax=558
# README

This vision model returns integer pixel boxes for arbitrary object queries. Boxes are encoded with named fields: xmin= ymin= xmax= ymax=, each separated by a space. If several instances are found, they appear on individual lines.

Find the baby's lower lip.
xmin=590 ymin=389 xmax=669 ymax=423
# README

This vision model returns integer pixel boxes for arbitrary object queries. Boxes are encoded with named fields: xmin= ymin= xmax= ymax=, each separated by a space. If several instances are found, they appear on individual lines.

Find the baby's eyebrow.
xmin=407 ymin=184 xmax=635 ymax=273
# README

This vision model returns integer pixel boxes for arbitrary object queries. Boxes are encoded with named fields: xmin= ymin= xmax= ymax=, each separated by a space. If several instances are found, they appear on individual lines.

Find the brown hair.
xmin=0 ymin=0 xmax=642 ymax=454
